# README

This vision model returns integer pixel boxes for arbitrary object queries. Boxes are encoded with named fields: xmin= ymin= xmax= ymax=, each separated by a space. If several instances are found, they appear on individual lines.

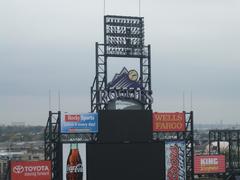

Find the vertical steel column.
xmin=57 ymin=111 xmax=61 ymax=180
xmin=229 ymin=132 xmax=232 ymax=169
xmin=148 ymin=45 xmax=152 ymax=110
xmin=95 ymin=42 xmax=99 ymax=112
xmin=209 ymin=131 xmax=211 ymax=154
xmin=190 ymin=111 xmax=194 ymax=180
xmin=217 ymin=132 xmax=220 ymax=154
xmin=139 ymin=17 xmax=144 ymax=90
xmin=104 ymin=17 xmax=107 ymax=88
xmin=140 ymin=57 xmax=143 ymax=85
xmin=44 ymin=111 xmax=52 ymax=160
xmin=44 ymin=111 xmax=61 ymax=180
xmin=238 ymin=131 xmax=240 ymax=168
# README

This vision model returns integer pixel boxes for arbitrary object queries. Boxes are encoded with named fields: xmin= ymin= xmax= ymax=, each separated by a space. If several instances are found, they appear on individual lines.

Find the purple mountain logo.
xmin=108 ymin=67 xmax=143 ymax=89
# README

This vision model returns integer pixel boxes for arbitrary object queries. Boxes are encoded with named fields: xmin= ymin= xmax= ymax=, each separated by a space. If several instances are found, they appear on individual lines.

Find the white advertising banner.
xmin=62 ymin=143 xmax=86 ymax=180
xmin=165 ymin=141 xmax=186 ymax=180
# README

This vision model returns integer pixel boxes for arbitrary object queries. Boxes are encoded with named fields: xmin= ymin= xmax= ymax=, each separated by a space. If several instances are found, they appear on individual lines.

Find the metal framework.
xmin=6 ymin=161 xmax=10 ymax=180
xmin=45 ymin=15 xmax=195 ymax=180
xmin=44 ymin=111 xmax=61 ymax=180
xmin=45 ymin=111 xmax=194 ymax=180
xmin=209 ymin=129 xmax=240 ymax=178
xmin=153 ymin=111 xmax=194 ymax=180
xmin=0 ymin=156 xmax=10 ymax=180
xmin=91 ymin=15 xmax=152 ymax=112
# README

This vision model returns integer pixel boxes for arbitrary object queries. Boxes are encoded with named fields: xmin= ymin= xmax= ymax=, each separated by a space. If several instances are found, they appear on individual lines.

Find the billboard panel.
xmin=98 ymin=110 xmax=152 ymax=142
xmin=165 ymin=141 xmax=186 ymax=180
xmin=62 ymin=143 xmax=86 ymax=180
xmin=153 ymin=112 xmax=185 ymax=132
xmin=194 ymin=155 xmax=226 ymax=174
xmin=10 ymin=160 xmax=51 ymax=180
xmin=87 ymin=142 xmax=165 ymax=180
xmin=61 ymin=113 xmax=98 ymax=133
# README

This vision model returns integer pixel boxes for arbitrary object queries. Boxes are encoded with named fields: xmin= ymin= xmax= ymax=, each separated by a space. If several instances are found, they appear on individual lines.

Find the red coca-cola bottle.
xmin=66 ymin=143 xmax=83 ymax=180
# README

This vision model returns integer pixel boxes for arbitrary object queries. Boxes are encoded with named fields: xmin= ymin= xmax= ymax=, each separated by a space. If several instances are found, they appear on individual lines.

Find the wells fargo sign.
xmin=153 ymin=112 xmax=185 ymax=132
xmin=194 ymin=155 xmax=226 ymax=174
xmin=11 ymin=160 xmax=51 ymax=180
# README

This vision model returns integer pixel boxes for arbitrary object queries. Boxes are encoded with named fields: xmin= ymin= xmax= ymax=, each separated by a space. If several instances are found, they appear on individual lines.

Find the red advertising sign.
xmin=11 ymin=160 xmax=51 ymax=180
xmin=194 ymin=155 xmax=225 ymax=174
xmin=153 ymin=112 xmax=185 ymax=132
xmin=65 ymin=115 xmax=80 ymax=122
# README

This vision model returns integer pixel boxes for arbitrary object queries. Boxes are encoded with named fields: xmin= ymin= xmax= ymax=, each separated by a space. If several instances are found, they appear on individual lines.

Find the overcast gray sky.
xmin=1 ymin=0 xmax=240 ymax=125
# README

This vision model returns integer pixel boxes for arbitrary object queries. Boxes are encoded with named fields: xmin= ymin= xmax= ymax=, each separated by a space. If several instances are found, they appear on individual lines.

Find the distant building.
xmin=11 ymin=122 xmax=25 ymax=126
xmin=0 ymin=141 xmax=44 ymax=179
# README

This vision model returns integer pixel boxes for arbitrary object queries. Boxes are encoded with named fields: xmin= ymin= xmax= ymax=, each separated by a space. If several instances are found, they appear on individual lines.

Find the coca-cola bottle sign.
xmin=66 ymin=143 xmax=83 ymax=180
xmin=67 ymin=163 xmax=83 ymax=173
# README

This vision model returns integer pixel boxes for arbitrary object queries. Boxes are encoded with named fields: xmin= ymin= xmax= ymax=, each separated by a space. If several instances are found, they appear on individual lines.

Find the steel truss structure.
xmin=45 ymin=15 xmax=195 ymax=180
xmin=45 ymin=111 xmax=194 ymax=180
xmin=44 ymin=111 xmax=61 ymax=180
xmin=0 ymin=156 xmax=10 ymax=180
xmin=153 ymin=111 xmax=194 ymax=180
xmin=209 ymin=129 xmax=240 ymax=179
xmin=91 ymin=15 xmax=152 ymax=112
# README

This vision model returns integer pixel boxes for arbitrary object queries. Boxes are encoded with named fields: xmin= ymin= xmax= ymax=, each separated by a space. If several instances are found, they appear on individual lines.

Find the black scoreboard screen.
xmin=98 ymin=110 xmax=152 ymax=142
xmin=87 ymin=142 xmax=165 ymax=180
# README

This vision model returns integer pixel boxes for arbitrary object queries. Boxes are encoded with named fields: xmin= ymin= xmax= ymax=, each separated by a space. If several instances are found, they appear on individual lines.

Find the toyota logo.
xmin=13 ymin=165 xmax=24 ymax=174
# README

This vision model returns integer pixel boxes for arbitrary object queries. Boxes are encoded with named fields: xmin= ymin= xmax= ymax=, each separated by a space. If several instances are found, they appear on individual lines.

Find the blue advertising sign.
xmin=61 ymin=113 xmax=98 ymax=133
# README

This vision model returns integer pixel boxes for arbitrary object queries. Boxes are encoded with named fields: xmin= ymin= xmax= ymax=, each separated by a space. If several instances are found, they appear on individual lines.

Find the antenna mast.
xmin=49 ymin=89 xmax=51 ymax=111
xmin=139 ymin=0 xmax=141 ymax=16
xmin=182 ymin=91 xmax=185 ymax=111
xmin=58 ymin=90 xmax=61 ymax=111
xmin=190 ymin=90 xmax=193 ymax=111
xmin=104 ymin=0 xmax=106 ymax=15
